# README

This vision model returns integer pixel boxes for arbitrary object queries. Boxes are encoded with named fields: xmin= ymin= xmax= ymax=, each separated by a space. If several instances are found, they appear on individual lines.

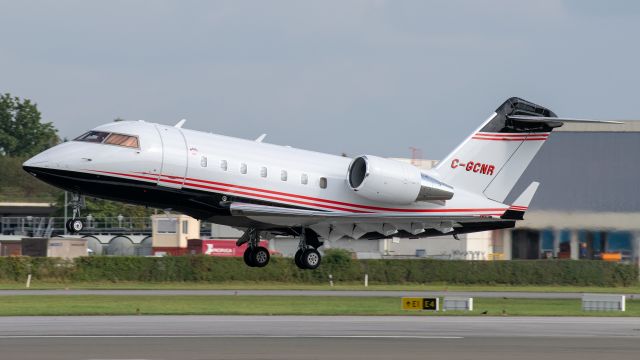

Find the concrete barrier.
xmin=582 ymin=294 xmax=625 ymax=312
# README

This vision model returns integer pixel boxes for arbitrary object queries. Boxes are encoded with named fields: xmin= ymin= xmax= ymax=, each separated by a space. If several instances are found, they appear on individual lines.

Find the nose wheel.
xmin=65 ymin=219 xmax=85 ymax=233
xmin=66 ymin=193 xmax=85 ymax=234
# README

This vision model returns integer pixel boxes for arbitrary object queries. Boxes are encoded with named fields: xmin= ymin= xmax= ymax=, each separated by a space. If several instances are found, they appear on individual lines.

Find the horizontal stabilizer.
xmin=501 ymin=181 xmax=539 ymax=220
xmin=507 ymin=115 xmax=624 ymax=124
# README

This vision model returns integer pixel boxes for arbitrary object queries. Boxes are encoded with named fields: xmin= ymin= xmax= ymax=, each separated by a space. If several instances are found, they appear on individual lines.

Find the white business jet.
xmin=22 ymin=97 xmax=621 ymax=269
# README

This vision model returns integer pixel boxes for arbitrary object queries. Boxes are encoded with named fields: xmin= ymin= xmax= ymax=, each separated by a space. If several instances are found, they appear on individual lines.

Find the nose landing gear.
xmin=65 ymin=193 xmax=85 ymax=234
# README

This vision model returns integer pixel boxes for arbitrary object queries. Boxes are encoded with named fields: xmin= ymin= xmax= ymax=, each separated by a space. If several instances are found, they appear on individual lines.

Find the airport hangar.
xmin=1 ymin=122 xmax=639 ymax=266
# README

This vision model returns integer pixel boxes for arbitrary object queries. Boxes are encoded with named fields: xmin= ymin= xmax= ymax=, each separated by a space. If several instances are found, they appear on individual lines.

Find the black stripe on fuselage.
xmin=22 ymin=166 xmax=517 ymax=236
xmin=22 ymin=166 xmax=323 ymax=221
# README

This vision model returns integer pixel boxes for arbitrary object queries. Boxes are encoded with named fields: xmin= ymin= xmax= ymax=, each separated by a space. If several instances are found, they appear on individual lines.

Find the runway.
xmin=2 ymin=289 xmax=639 ymax=299
xmin=0 ymin=316 xmax=638 ymax=359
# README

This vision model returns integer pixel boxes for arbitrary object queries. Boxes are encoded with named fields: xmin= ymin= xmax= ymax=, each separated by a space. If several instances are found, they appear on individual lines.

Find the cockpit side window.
xmin=104 ymin=133 xmax=139 ymax=148
xmin=75 ymin=131 xmax=110 ymax=143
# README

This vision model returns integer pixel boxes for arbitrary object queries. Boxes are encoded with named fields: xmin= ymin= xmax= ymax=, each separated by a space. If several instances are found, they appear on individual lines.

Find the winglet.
xmin=501 ymin=181 xmax=539 ymax=220
xmin=255 ymin=134 xmax=267 ymax=143
xmin=174 ymin=119 xmax=187 ymax=128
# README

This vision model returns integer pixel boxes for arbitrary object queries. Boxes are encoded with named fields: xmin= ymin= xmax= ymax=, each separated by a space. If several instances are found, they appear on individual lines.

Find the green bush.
xmin=0 ymin=256 xmax=637 ymax=286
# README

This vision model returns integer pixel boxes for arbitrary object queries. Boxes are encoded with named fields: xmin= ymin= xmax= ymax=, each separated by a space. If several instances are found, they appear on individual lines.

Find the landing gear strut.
xmin=294 ymin=228 xmax=323 ymax=270
xmin=65 ymin=193 xmax=85 ymax=234
xmin=242 ymin=228 xmax=270 ymax=268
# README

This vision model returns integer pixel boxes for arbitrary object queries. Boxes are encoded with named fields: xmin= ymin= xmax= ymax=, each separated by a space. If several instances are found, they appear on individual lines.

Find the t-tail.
xmin=432 ymin=97 xmax=622 ymax=203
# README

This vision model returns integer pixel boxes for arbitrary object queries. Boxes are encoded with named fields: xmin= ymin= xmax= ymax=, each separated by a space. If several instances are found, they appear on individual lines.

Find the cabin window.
xmin=319 ymin=177 xmax=327 ymax=189
xmin=75 ymin=131 xmax=110 ymax=143
xmin=240 ymin=163 xmax=247 ymax=174
xmin=260 ymin=166 xmax=268 ymax=178
xmin=281 ymin=170 xmax=288 ymax=181
xmin=104 ymin=133 xmax=139 ymax=148
xmin=220 ymin=160 xmax=228 ymax=171
xmin=182 ymin=220 xmax=189 ymax=233
xmin=200 ymin=156 xmax=207 ymax=167
xmin=301 ymin=173 xmax=308 ymax=185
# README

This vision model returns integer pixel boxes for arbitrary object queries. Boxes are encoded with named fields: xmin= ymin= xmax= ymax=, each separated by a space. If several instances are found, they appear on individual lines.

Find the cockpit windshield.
xmin=75 ymin=131 xmax=109 ymax=143
xmin=75 ymin=131 xmax=139 ymax=149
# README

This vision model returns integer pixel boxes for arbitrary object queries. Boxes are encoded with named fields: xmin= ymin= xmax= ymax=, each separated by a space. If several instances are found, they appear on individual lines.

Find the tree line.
xmin=0 ymin=92 xmax=152 ymax=218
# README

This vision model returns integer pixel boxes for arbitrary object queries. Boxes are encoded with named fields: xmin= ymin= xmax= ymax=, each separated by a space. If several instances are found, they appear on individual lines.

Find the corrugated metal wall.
xmin=507 ymin=132 xmax=640 ymax=212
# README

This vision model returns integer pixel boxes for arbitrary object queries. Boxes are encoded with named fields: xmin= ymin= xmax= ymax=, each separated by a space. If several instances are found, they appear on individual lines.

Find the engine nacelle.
xmin=347 ymin=155 xmax=454 ymax=204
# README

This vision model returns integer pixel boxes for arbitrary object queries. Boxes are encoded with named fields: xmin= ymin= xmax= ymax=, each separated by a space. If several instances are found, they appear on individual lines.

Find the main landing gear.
xmin=242 ymin=228 xmax=270 ymax=268
xmin=294 ymin=228 xmax=323 ymax=270
xmin=65 ymin=193 xmax=85 ymax=234
xmin=238 ymin=228 xmax=324 ymax=269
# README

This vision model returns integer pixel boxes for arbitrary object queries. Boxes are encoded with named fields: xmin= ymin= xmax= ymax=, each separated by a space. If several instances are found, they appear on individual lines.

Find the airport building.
xmin=497 ymin=122 xmax=640 ymax=263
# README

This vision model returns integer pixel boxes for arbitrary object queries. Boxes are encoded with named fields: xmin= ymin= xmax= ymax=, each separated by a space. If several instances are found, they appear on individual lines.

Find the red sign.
xmin=201 ymin=239 xmax=269 ymax=257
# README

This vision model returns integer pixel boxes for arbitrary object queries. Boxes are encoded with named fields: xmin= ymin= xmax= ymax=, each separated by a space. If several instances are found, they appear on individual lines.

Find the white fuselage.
xmin=23 ymin=120 xmax=510 ymax=234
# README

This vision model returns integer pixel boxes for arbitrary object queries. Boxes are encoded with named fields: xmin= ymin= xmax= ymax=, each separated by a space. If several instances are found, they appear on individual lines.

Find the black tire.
xmin=301 ymin=248 xmax=321 ymax=270
xmin=65 ymin=219 xmax=74 ymax=233
xmin=251 ymin=246 xmax=270 ymax=268
xmin=70 ymin=219 xmax=84 ymax=233
xmin=243 ymin=247 xmax=256 ymax=267
xmin=294 ymin=249 xmax=305 ymax=269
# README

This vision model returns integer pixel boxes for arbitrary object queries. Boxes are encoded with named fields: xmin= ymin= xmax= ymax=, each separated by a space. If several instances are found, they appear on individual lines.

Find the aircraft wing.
xmin=229 ymin=202 xmax=512 ymax=241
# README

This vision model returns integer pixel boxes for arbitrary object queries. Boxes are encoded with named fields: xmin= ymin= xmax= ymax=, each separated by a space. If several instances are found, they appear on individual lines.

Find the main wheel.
xmin=294 ymin=249 xmax=305 ymax=269
xmin=251 ymin=246 xmax=270 ymax=268
xmin=69 ymin=219 xmax=84 ymax=233
xmin=300 ymin=248 xmax=321 ymax=270
xmin=243 ymin=247 xmax=256 ymax=267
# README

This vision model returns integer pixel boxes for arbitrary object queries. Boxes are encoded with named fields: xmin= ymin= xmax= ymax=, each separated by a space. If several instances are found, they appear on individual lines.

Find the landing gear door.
xmin=155 ymin=124 xmax=188 ymax=189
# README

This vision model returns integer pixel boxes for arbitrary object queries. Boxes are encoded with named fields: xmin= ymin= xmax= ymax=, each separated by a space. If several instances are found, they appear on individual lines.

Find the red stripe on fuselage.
xmin=87 ymin=169 xmax=509 ymax=215
xmin=141 ymin=172 xmax=508 ymax=214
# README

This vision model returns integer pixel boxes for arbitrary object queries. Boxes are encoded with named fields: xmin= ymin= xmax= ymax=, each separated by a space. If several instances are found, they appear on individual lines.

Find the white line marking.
xmin=0 ymin=335 xmax=463 ymax=339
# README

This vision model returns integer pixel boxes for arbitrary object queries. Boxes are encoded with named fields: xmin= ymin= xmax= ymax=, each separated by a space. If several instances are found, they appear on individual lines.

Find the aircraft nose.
xmin=22 ymin=152 xmax=49 ymax=169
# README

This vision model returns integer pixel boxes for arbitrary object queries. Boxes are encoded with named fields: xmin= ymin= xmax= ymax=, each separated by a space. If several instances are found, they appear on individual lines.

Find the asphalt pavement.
xmin=0 ymin=316 xmax=639 ymax=359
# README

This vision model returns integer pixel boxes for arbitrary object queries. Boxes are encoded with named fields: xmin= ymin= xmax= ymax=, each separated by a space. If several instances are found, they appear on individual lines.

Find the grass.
xmin=0 ymin=295 xmax=638 ymax=317
xmin=1 ymin=281 xmax=640 ymax=293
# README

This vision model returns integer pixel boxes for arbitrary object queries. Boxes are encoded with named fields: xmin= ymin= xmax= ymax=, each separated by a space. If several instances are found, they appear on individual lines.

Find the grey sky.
xmin=2 ymin=0 xmax=639 ymax=159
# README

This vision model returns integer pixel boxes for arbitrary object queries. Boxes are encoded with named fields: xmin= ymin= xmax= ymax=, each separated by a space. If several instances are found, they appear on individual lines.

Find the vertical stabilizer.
xmin=432 ymin=97 xmax=556 ymax=203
